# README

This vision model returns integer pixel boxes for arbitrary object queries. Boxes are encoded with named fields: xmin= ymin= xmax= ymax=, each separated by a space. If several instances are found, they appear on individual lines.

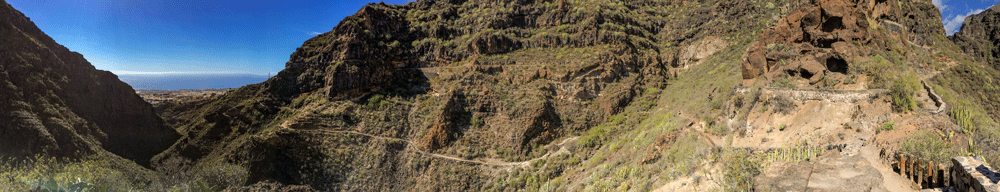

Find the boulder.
xmin=742 ymin=47 xmax=769 ymax=79
xmin=799 ymin=56 xmax=828 ymax=84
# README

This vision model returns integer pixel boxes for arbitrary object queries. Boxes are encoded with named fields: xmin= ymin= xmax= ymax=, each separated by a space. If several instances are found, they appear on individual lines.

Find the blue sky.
xmin=5 ymin=0 xmax=997 ymax=75
xmin=936 ymin=0 xmax=1000 ymax=35
xmin=6 ymin=0 xmax=411 ymax=75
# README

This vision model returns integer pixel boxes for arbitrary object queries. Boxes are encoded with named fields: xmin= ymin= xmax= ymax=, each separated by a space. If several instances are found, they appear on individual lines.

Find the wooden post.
xmin=937 ymin=164 xmax=948 ymax=187
xmin=916 ymin=159 xmax=924 ymax=186
xmin=926 ymin=161 xmax=934 ymax=188
xmin=901 ymin=155 xmax=909 ymax=179
xmin=896 ymin=155 xmax=903 ymax=175
xmin=907 ymin=156 xmax=914 ymax=180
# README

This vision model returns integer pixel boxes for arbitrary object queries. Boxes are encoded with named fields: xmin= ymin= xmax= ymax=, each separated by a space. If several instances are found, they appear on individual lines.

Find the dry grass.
xmin=0 ymin=154 xmax=151 ymax=191
xmin=0 ymin=154 xmax=248 ymax=191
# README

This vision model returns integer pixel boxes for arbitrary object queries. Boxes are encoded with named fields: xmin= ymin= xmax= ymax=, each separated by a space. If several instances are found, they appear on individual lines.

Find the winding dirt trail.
xmin=298 ymin=129 xmax=577 ymax=169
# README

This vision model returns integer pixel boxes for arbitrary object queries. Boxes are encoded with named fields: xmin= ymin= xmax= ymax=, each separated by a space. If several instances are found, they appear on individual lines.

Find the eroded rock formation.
xmin=742 ymin=0 xmax=945 ymax=84
xmin=742 ymin=0 xmax=872 ymax=81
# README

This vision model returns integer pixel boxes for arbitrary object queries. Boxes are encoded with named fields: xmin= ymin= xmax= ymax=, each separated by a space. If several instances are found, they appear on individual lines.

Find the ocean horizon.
xmin=117 ymin=73 xmax=272 ymax=90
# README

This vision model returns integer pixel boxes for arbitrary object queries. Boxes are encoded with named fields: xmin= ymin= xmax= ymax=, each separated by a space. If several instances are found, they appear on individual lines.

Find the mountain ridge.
xmin=155 ymin=0 xmax=995 ymax=190
xmin=0 ymin=0 xmax=179 ymax=167
xmin=5 ymin=0 xmax=1000 ymax=191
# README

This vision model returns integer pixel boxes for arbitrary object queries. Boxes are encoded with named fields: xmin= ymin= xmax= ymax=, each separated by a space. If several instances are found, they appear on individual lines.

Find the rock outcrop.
xmin=743 ymin=0 xmax=871 ymax=80
xmin=756 ymin=154 xmax=887 ymax=191
xmin=742 ymin=0 xmax=945 ymax=84
xmin=0 ymin=0 xmax=179 ymax=167
xmin=951 ymin=5 xmax=1000 ymax=68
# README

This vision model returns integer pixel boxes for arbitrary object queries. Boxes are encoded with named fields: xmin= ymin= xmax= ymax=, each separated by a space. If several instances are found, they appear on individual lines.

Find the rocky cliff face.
xmin=0 ymin=0 xmax=179 ymax=167
xmin=742 ymin=0 xmax=944 ymax=85
xmin=951 ymin=5 xmax=1000 ymax=68
xmin=152 ymin=0 xmax=792 ymax=190
xmin=153 ymin=0 xmax=1000 ymax=191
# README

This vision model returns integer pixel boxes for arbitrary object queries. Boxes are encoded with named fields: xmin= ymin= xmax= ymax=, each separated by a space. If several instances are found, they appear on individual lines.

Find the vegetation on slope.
xmin=11 ymin=0 xmax=1000 ymax=191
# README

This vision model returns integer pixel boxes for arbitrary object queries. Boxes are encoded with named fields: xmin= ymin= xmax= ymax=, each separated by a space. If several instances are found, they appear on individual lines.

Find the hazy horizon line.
xmin=112 ymin=71 xmax=279 ymax=76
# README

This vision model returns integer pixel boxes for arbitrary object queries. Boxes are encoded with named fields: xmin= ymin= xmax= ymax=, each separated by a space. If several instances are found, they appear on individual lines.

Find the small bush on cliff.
xmin=878 ymin=121 xmax=895 ymax=132
xmin=771 ymin=77 xmax=796 ymax=88
xmin=890 ymin=73 xmax=920 ymax=112
xmin=856 ymin=55 xmax=895 ymax=87
xmin=365 ymin=94 xmax=388 ymax=109
xmin=470 ymin=116 xmax=482 ymax=127
xmin=900 ymin=131 xmax=960 ymax=164
xmin=577 ymin=125 xmax=609 ymax=148
xmin=720 ymin=150 xmax=762 ymax=192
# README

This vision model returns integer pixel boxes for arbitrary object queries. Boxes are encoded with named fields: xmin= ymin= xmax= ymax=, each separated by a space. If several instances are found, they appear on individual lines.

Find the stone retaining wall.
xmin=951 ymin=156 xmax=1000 ymax=192
xmin=735 ymin=87 xmax=890 ymax=103
xmin=921 ymin=81 xmax=948 ymax=114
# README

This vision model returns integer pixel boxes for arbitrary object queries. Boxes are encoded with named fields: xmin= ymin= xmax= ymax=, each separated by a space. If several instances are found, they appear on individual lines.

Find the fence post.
xmin=902 ymin=155 xmax=909 ymax=180
xmin=896 ymin=155 xmax=906 ymax=175
xmin=926 ymin=161 xmax=934 ymax=188
xmin=926 ymin=161 xmax=933 ymax=188
xmin=938 ymin=163 xmax=947 ymax=187
xmin=907 ymin=155 xmax=914 ymax=180
xmin=916 ymin=159 xmax=924 ymax=187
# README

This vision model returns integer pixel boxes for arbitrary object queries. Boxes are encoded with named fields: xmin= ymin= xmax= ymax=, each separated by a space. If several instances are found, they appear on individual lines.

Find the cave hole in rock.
xmin=800 ymin=68 xmax=814 ymax=79
xmin=822 ymin=16 xmax=845 ymax=32
xmin=787 ymin=69 xmax=799 ymax=77
xmin=817 ymin=39 xmax=839 ymax=48
xmin=826 ymin=57 xmax=849 ymax=74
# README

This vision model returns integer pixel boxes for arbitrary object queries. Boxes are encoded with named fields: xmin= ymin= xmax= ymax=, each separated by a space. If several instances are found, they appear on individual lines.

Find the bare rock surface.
xmin=756 ymin=153 xmax=888 ymax=192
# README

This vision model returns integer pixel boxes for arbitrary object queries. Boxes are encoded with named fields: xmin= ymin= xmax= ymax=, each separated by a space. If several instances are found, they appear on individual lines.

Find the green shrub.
xmin=878 ymin=121 xmax=895 ymax=132
xmin=147 ymin=156 xmax=248 ymax=191
xmin=772 ymin=77 xmax=795 ymax=88
xmin=858 ymin=55 xmax=895 ymax=87
xmin=577 ymin=125 xmax=608 ymax=148
xmin=900 ymin=131 xmax=960 ymax=164
xmin=721 ymin=150 xmax=762 ymax=192
xmin=0 ymin=155 xmax=146 ymax=191
xmin=470 ymin=116 xmax=483 ymax=127
xmin=710 ymin=124 xmax=729 ymax=136
xmin=366 ymin=94 xmax=388 ymax=109
xmin=890 ymin=74 xmax=920 ymax=112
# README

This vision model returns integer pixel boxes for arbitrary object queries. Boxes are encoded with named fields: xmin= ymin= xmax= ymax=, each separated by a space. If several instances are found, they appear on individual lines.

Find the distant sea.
xmin=117 ymin=73 xmax=272 ymax=90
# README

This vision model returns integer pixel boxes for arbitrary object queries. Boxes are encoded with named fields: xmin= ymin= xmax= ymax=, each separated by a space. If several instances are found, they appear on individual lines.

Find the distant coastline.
xmin=117 ymin=73 xmax=271 ymax=90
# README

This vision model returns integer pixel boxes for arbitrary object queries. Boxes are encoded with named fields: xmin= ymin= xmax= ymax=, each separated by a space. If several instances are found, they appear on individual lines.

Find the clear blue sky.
xmin=6 ymin=0 xmax=997 ymax=76
xmin=7 ymin=0 xmax=411 ymax=75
